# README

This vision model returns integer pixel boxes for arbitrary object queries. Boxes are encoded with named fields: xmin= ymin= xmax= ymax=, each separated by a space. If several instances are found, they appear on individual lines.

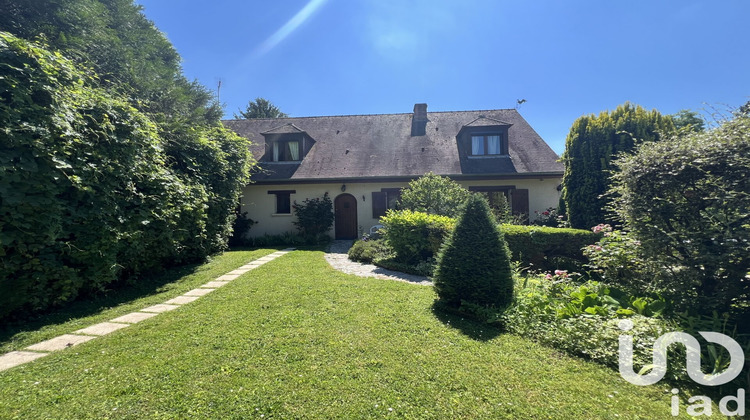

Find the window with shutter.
xmin=372 ymin=191 xmax=387 ymax=218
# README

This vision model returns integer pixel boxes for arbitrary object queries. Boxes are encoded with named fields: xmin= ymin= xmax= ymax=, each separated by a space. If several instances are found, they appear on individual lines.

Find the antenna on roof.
xmin=217 ymin=79 xmax=223 ymax=103
xmin=516 ymin=99 xmax=527 ymax=109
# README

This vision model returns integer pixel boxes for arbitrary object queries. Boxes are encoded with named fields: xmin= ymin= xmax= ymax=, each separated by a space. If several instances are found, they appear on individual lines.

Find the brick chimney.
xmin=411 ymin=103 xmax=428 ymax=136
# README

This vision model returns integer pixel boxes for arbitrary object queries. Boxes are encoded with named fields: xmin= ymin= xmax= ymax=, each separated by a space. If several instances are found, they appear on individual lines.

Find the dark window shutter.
xmin=372 ymin=192 xmax=387 ymax=219
xmin=511 ymin=189 xmax=529 ymax=223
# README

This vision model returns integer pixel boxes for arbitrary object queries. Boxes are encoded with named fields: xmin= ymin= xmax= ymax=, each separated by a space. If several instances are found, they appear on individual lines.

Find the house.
xmin=223 ymin=104 xmax=564 ymax=240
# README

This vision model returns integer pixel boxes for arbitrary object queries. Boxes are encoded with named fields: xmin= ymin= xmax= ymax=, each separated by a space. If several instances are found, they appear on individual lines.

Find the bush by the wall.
xmin=500 ymin=225 xmax=601 ymax=272
xmin=380 ymin=210 xmax=455 ymax=264
xmin=399 ymin=172 xmax=470 ymax=218
xmin=434 ymin=194 xmax=514 ymax=311
xmin=292 ymin=193 xmax=334 ymax=238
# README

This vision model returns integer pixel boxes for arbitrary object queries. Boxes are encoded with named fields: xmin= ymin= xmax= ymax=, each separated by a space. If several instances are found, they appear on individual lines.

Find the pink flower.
xmin=543 ymin=211 xmax=550 ymax=216
xmin=554 ymin=270 xmax=567 ymax=276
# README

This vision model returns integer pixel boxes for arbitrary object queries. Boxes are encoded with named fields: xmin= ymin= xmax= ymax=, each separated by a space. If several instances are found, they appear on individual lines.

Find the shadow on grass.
xmin=430 ymin=300 xmax=503 ymax=342
xmin=0 ymin=262 xmax=203 ymax=345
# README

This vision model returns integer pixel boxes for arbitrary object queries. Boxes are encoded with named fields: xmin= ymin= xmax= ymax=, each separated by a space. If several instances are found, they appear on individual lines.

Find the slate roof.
xmin=222 ymin=108 xmax=563 ymax=183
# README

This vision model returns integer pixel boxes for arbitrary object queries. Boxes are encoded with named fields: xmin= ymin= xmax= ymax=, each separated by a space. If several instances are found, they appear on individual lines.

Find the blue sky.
xmin=136 ymin=0 xmax=749 ymax=154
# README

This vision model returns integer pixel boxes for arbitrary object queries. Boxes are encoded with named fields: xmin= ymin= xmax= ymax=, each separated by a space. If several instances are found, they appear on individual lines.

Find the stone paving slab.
xmin=26 ymin=334 xmax=96 ymax=352
xmin=226 ymin=269 xmax=251 ymax=275
xmin=184 ymin=288 xmax=214 ymax=297
xmin=141 ymin=304 xmax=180 ymax=313
xmin=110 ymin=312 xmax=158 ymax=324
xmin=216 ymin=274 xmax=240 ymax=281
xmin=0 ymin=351 xmax=49 ymax=372
xmin=164 ymin=295 xmax=200 ymax=305
xmin=74 ymin=322 xmax=130 ymax=336
xmin=201 ymin=281 xmax=229 ymax=288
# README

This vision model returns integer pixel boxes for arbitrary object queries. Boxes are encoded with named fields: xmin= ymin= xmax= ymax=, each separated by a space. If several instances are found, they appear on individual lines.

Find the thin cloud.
xmin=255 ymin=0 xmax=329 ymax=56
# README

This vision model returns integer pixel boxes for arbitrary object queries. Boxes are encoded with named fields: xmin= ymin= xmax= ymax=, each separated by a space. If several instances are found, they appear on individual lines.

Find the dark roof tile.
xmin=222 ymin=108 xmax=563 ymax=182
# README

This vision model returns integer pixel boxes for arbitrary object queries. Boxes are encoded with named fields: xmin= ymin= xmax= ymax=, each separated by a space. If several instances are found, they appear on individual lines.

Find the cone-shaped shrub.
xmin=434 ymin=194 xmax=514 ymax=309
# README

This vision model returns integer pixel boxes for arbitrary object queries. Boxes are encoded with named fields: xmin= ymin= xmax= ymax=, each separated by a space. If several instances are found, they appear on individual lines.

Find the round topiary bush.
xmin=433 ymin=194 xmax=514 ymax=310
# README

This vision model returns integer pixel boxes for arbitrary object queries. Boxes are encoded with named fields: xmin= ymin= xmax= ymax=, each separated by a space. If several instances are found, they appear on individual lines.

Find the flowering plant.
xmin=532 ymin=207 xmax=570 ymax=228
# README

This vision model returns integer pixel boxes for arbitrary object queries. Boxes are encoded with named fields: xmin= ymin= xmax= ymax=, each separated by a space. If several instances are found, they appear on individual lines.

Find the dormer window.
xmin=458 ymin=116 xmax=512 ymax=159
xmin=261 ymin=123 xmax=314 ymax=163
xmin=471 ymin=134 xmax=502 ymax=156
xmin=273 ymin=140 xmax=300 ymax=162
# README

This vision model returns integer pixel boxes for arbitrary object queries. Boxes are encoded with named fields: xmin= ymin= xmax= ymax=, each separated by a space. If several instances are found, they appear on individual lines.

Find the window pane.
xmin=386 ymin=192 xmax=400 ymax=210
xmin=273 ymin=142 xmax=279 ymax=161
xmin=471 ymin=136 xmax=484 ymax=155
xmin=487 ymin=135 xmax=501 ymax=154
xmin=288 ymin=141 xmax=300 ymax=160
xmin=276 ymin=193 xmax=291 ymax=214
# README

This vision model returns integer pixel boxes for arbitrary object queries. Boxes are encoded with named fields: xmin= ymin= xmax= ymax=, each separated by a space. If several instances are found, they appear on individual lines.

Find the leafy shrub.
xmin=347 ymin=239 xmax=393 ymax=264
xmin=504 ymin=272 xmax=673 ymax=374
xmin=610 ymin=115 xmax=750 ymax=315
xmin=582 ymin=224 xmax=665 ymax=294
xmin=380 ymin=210 xmax=455 ymax=264
xmin=434 ymin=194 xmax=514 ymax=311
xmin=504 ymin=271 xmax=748 ymax=388
xmin=0 ymin=33 xmax=251 ymax=320
xmin=399 ymin=172 xmax=470 ymax=218
xmin=229 ymin=210 xmax=256 ymax=247
xmin=500 ymin=225 xmax=601 ymax=272
xmin=292 ymin=193 xmax=334 ymax=238
xmin=531 ymin=207 xmax=569 ymax=228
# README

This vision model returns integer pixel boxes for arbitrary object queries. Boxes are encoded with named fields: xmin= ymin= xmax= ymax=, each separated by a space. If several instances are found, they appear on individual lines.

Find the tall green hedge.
xmin=561 ymin=103 xmax=674 ymax=229
xmin=0 ymin=33 xmax=250 ymax=320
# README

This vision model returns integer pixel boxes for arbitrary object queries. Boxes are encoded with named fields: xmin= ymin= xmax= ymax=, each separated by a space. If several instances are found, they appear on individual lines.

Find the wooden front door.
xmin=334 ymin=193 xmax=358 ymax=239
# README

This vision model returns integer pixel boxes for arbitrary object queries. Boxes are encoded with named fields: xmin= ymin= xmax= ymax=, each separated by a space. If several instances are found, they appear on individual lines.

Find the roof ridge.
xmin=222 ymin=108 xmax=518 ymax=122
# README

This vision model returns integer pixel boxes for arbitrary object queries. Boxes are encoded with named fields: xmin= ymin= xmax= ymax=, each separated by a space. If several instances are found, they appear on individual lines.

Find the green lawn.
xmin=0 ymin=249 xmax=709 ymax=419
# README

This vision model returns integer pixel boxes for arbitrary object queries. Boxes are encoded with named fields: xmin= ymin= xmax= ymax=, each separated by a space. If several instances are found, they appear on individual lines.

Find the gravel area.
xmin=324 ymin=240 xmax=432 ymax=286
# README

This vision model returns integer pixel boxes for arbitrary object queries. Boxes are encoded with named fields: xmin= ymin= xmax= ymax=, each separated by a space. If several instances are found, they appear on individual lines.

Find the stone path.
xmin=324 ymin=240 xmax=432 ymax=286
xmin=0 ymin=248 xmax=295 ymax=373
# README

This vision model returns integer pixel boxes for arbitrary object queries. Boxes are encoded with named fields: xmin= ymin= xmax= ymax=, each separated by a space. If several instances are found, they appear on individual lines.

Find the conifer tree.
xmin=433 ymin=194 xmax=514 ymax=309
xmin=561 ymin=102 xmax=674 ymax=229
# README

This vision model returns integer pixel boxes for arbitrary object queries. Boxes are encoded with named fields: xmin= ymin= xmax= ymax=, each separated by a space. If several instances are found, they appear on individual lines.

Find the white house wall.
xmin=240 ymin=177 xmax=561 ymax=238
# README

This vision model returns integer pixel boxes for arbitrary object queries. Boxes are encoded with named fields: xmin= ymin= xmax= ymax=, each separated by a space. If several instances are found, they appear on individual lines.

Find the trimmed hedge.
xmin=0 ymin=33 xmax=251 ymax=320
xmin=380 ymin=210 xmax=599 ymax=272
xmin=380 ymin=210 xmax=455 ymax=264
xmin=500 ymin=225 xmax=602 ymax=272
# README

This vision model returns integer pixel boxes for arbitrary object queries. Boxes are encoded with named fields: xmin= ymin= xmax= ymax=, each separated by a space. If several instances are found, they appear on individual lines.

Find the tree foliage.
xmin=0 ymin=0 xmax=222 ymax=126
xmin=234 ymin=97 xmax=288 ymax=119
xmin=399 ymin=173 xmax=470 ymax=218
xmin=609 ymin=115 xmax=750 ymax=315
xmin=670 ymin=109 xmax=705 ymax=134
xmin=433 ymin=194 xmax=514 ymax=310
xmin=561 ymin=102 xmax=675 ymax=229
xmin=0 ymin=8 xmax=252 ymax=320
